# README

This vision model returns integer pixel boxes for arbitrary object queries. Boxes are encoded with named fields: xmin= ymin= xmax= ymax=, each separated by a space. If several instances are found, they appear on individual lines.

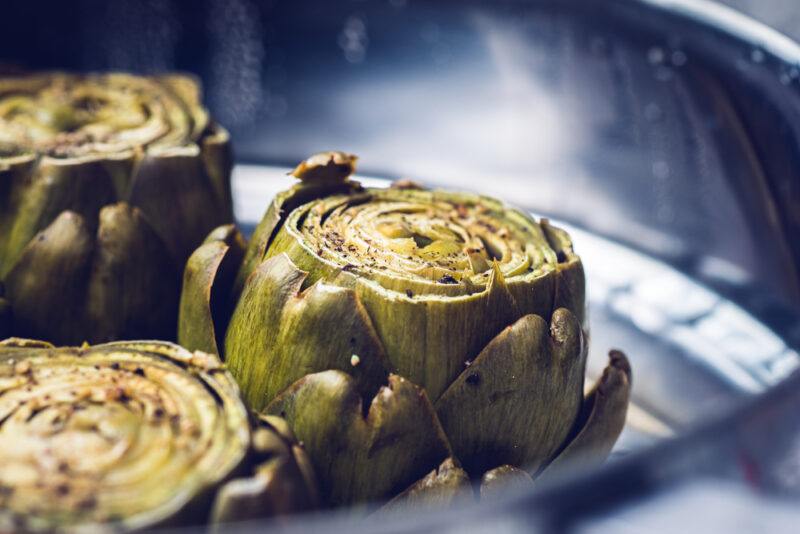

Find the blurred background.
xmin=2 ymin=1 xmax=800 ymax=532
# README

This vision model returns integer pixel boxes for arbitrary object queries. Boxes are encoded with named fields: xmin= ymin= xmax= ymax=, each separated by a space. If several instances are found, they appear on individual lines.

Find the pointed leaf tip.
xmin=265 ymin=370 xmax=452 ymax=508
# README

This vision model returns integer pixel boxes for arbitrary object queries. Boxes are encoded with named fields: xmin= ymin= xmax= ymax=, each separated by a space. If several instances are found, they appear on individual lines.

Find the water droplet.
xmin=338 ymin=15 xmax=369 ymax=64
xmin=654 ymin=66 xmax=674 ymax=82
xmin=647 ymin=46 xmax=665 ymax=65
xmin=750 ymin=48 xmax=765 ymax=63
xmin=652 ymin=161 xmax=670 ymax=179
xmin=421 ymin=22 xmax=440 ymax=43
xmin=671 ymin=50 xmax=687 ymax=67
xmin=590 ymin=37 xmax=608 ymax=56
xmin=431 ymin=43 xmax=451 ymax=66
xmin=266 ymin=95 xmax=288 ymax=118
xmin=644 ymin=103 xmax=663 ymax=122
xmin=778 ymin=66 xmax=799 ymax=86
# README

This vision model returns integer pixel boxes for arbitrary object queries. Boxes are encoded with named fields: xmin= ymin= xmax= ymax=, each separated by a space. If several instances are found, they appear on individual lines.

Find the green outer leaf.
xmin=538 ymin=350 xmax=632 ymax=482
xmin=4 ymin=211 xmax=94 ymax=343
xmin=541 ymin=220 xmax=585 ymax=324
xmin=211 ymin=415 xmax=319 ymax=524
xmin=0 ymin=340 xmax=249 ymax=531
xmin=265 ymin=370 xmax=452 ymax=508
xmin=178 ymin=224 xmax=245 ymax=356
xmin=354 ymin=264 xmax=524 ymax=401
xmin=226 ymin=254 xmax=391 ymax=411
xmin=179 ymin=240 xmax=229 ymax=355
xmin=200 ymin=123 xmax=234 ymax=221
xmin=375 ymin=458 xmax=473 ymax=516
xmin=129 ymin=145 xmax=231 ymax=265
xmin=434 ymin=309 xmax=586 ymax=475
xmin=290 ymin=151 xmax=357 ymax=183
xmin=6 ymin=203 xmax=179 ymax=345
xmin=0 ymin=154 xmax=129 ymax=279
xmin=479 ymin=465 xmax=534 ymax=501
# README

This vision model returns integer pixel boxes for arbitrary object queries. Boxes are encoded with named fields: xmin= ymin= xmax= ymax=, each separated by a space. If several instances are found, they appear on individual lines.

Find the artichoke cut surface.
xmin=0 ymin=339 xmax=249 ymax=531
xmin=0 ymin=72 xmax=233 ymax=345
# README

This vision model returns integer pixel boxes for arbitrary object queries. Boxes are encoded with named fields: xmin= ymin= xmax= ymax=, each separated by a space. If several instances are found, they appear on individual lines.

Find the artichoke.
xmin=0 ymin=72 xmax=233 ymax=345
xmin=0 ymin=337 xmax=317 ymax=531
xmin=179 ymin=152 xmax=632 ymax=508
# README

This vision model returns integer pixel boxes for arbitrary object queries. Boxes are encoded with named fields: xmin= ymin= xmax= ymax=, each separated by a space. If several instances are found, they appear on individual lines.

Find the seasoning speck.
xmin=405 ymin=289 xmax=414 ymax=298
xmin=350 ymin=354 xmax=361 ymax=367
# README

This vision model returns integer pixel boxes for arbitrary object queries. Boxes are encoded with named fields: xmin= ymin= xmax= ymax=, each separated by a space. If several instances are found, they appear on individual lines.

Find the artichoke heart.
xmin=0 ymin=72 xmax=233 ymax=345
xmin=179 ymin=152 xmax=632 ymax=506
xmin=0 ymin=339 xmax=250 ymax=531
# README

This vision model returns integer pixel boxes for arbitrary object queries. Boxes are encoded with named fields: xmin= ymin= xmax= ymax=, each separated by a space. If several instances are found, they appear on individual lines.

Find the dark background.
xmin=1 ymin=0 xmax=798 ymax=324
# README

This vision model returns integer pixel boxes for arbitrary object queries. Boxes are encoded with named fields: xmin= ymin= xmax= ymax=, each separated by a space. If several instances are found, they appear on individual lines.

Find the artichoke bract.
xmin=0 ymin=338 xmax=249 ymax=531
xmin=179 ymin=152 xmax=632 ymax=507
xmin=211 ymin=414 xmax=319 ymax=524
xmin=0 ymin=72 xmax=233 ymax=345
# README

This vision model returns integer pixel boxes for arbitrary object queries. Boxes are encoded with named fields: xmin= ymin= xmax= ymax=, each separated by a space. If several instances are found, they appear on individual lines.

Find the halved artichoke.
xmin=0 ymin=338 xmax=317 ymax=531
xmin=179 ymin=152 xmax=632 ymax=508
xmin=0 ymin=72 xmax=233 ymax=345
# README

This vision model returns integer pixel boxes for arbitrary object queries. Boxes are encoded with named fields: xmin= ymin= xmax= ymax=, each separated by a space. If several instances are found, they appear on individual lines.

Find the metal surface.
xmin=3 ymin=0 xmax=800 ymax=531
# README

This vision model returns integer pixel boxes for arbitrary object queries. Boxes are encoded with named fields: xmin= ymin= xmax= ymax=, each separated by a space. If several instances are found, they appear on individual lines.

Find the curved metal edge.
xmin=637 ymin=0 xmax=800 ymax=63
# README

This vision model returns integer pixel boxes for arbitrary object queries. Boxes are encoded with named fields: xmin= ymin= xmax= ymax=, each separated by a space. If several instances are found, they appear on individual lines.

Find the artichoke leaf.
xmin=200 ymin=123 xmax=234 ymax=220
xmin=84 ymin=203 xmax=180 ymax=342
xmin=226 ymin=253 xmax=391 ymax=410
xmin=129 ymin=146 xmax=231 ymax=265
xmin=354 ymin=261 xmax=522 ymax=401
xmin=6 ymin=204 xmax=179 ymax=345
xmin=290 ymin=151 xmax=358 ymax=183
xmin=479 ymin=465 xmax=535 ymax=501
xmin=540 ymin=220 xmax=585 ymax=324
xmin=537 ymin=350 xmax=632 ymax=482
xmin=178 ymin=224 xmax=246 ymax=356
xmin=435 ymin=309 xmax=586 ymax=475
xmin=265 ymin=370 xmax=452 ymax=508
xmin=4 ymin=211 xmax=94 ymax=343
xmin=375 ymin=458 xmax=473 ymax=516
xmin=0 ymin=154 xmax=129 ymax=278
xmin=211 ymin=415 xmax=319 ymax=524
